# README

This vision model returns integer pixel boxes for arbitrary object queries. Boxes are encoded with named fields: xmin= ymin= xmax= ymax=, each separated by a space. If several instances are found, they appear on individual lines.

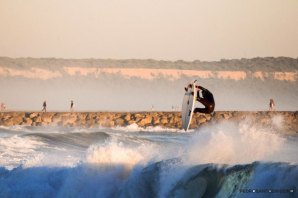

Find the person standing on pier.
xmin=269 ymin=99 xmax=275 ymax=111
xmin=70 ymin=100 xmax=74 ymax=112
xmin=42 ymin=101 xmax=47 ymax=112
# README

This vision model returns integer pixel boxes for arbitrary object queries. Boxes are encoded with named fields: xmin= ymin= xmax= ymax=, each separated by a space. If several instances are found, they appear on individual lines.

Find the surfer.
xmin=185 ymin=84 xmax=215 ymax=114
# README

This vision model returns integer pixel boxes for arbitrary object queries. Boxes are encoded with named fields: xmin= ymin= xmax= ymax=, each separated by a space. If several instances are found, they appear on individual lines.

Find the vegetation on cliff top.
xmin=1 ymin=57 xmax=297 ymax=71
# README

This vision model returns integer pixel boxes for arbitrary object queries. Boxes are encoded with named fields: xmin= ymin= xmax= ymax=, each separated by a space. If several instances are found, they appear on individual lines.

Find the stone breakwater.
xmin=0 ymin=111 xmax=297 ymax=135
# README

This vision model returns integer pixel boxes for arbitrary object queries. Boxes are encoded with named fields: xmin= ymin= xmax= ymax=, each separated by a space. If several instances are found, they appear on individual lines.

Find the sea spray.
xmin=0 ymin=135 xmax=46 ymax=170
xmin=85 ymin=136 xmax=165 ymax=168
xmin=86 ymin=140 xmax=144 ymax=167
xmin=271 ymin=114 xmax=284 ymax=129
xmin=184 ymin=120 xmax=286 ymax=165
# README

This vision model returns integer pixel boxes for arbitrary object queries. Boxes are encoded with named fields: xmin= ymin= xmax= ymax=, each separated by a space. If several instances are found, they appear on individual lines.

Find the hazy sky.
xmin=0 ymin=0 xmax=297 ymax=61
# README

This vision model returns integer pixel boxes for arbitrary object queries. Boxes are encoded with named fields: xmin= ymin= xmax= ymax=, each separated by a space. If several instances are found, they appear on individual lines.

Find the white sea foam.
xmin=1 ymin=117 xmax=295 ymax=171
xmin=0 ymin=135 xmax=47 ymax=170
xmin=85 ymin=137 xmax=165 ymax=168
xmin=86 ymin=142 xmax=144 ymax=166
xmin=271 ymin=114 xmax=284 ymax=129
xmin=183 ymin=119 xmax=287 ymax=165
xmin=112 ymin=123 xmax=188 ymax=133
xmin=0 ymin=132 xmax=82 ymax=169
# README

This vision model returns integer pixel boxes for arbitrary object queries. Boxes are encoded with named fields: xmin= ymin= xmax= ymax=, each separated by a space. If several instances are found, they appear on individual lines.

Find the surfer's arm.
xmin=196 ymin=85 xmax=208 ymax=92
xmin=184 ymin=84 xmax=193 ymax=91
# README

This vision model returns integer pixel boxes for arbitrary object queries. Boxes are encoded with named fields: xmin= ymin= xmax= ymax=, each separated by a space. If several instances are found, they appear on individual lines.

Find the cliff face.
xmin=0 ymin=111 xmax=297 ymax=135
xmin=1 ymin=57 xmax=298 ymax=111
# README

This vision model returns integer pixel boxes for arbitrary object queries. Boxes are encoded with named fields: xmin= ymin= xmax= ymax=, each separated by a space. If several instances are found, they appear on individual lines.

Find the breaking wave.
xmin=0 ymin=118 xmax=297 ymax=197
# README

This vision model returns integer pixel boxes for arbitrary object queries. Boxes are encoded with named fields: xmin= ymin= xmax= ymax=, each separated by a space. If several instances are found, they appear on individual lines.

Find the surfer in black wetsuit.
xmin=185 ymin=84 xmax=215 ymax=114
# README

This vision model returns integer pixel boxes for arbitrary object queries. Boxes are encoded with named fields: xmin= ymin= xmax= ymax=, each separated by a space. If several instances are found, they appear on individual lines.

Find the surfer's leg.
xmin=195 ymin=98 xmax=213 ymax=114
xmin=194 ymin=107 xmax=213 ymax=114
xmin=194 ymin=107 xmax=207 ymax=113
xmin=197 ymin=98 xmax=209 ymax=105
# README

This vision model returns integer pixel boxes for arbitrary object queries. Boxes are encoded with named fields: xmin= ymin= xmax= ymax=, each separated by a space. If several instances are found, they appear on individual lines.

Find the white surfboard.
xmin=182 ymin=82 xmax=197 ymax=131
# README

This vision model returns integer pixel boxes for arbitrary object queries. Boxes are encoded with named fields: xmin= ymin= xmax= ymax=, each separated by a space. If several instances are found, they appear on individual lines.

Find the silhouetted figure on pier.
xmin=70 ymin=100 xmax=74 ymax=112
xmin=269 ymin=99 xmax=275 ymax=111
xmin=42 ymin=101 xmax=47 ymax=112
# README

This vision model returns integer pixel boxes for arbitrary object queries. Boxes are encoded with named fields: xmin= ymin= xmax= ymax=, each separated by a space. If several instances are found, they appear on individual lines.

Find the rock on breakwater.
xmin=0 ymin=111 xmax=297 ymax=135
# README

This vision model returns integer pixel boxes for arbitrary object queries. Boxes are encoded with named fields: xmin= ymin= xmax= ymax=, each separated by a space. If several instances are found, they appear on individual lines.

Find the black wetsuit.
xmin=194 ymin=86 xmax=215 ymax=114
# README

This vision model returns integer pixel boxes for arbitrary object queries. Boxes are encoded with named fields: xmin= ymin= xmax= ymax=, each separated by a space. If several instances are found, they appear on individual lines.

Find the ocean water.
xmin=0 ymin=119 xmax=297 ymax=198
